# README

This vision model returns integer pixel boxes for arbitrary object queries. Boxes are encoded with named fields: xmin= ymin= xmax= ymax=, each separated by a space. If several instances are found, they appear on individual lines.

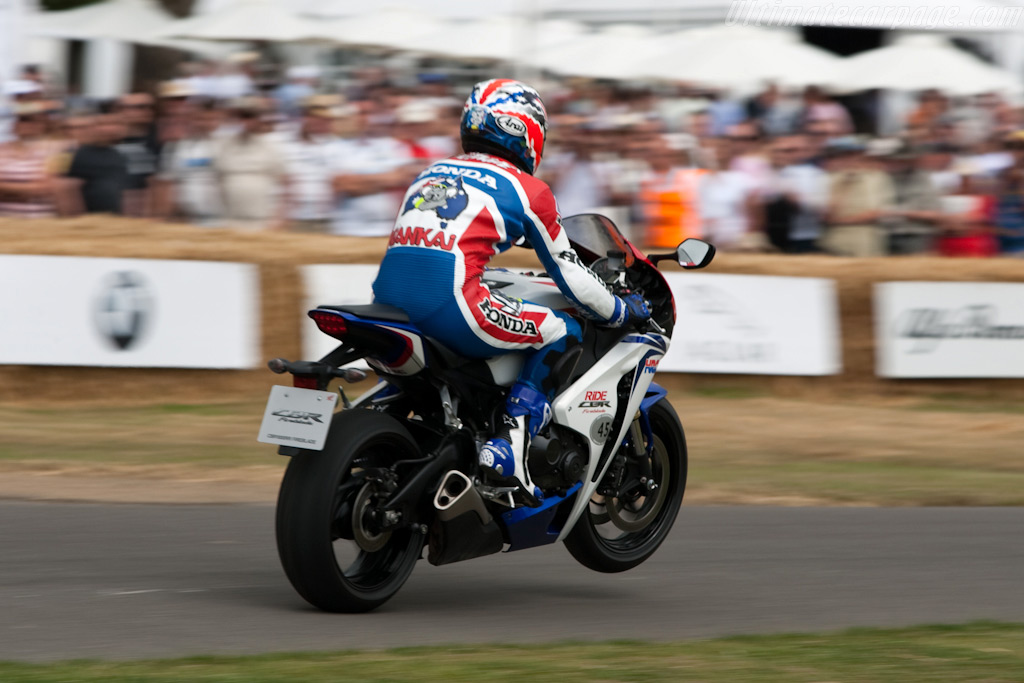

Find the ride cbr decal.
xmin=579 ymin=390 xmax=612 ymax=414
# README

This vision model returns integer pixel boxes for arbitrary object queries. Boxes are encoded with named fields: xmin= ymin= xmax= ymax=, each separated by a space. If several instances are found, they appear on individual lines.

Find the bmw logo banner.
xmin=0 ymin=255 xmax=259 ymax=369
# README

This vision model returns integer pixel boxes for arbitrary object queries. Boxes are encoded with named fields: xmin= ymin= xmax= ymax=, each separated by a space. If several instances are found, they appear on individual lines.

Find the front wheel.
xmin=563 ymin=399 xmax=687 ymax=573
xmin=275 ymin=409 xmax=425 ymax=612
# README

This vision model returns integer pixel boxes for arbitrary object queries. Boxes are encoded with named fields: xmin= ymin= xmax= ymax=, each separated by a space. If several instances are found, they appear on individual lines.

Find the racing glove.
xmin=609 ymin=292 xmax=651 ymax=328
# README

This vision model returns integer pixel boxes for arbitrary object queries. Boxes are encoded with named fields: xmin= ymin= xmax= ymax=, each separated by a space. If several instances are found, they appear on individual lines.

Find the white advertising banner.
xmin=876 ymin=282 xmax=1024 ymax=378
xmin=661 ymin=273 xmax=842 ymax=376
xmin=301 ymin=264 xmax=379 ymax=360
xmin=0 ymin=255 xmax=259 ymax=368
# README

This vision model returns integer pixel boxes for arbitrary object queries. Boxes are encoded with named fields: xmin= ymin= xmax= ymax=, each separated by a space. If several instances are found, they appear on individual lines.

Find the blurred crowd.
xmin=4 ymin=58 xmax=1024 ymax=257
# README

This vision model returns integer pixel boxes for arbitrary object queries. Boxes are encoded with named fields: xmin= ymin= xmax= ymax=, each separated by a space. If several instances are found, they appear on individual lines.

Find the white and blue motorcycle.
xmin=259 ymin=214 xmax=715 ymax=612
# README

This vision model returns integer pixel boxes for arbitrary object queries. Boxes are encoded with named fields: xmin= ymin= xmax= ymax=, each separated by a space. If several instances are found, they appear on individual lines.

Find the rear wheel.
xmin=564 ymin=399 xmax=687 ymax=573
xmin=275 ymin=409 xmax=424 ymax=612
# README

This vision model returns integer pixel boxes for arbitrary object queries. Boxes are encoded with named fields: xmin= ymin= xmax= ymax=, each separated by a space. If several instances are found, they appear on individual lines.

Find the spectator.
xmin=761 ymin=134 xmax=828 ymax=253
xmin=113 ymin=93 xmax=160 ymax=216
xmin=937 ymin=168 xmax=998 ymax=257
xmin=65 ymin=112 xmax=131 ymax=215
xmin=275 ymin=66 xmax=319 ymax=118
xmin=800 ymin=86 xmax=854 ymax=137
xmin=994 ymin=168 xmax=1024 ymax=256
xmin=637 ymin=129 xmax=705 ymax=248
xmin=699 ymin=136 xmax=764 ymax=251
xmin=283 ymin=97 xmax=339 ymax=233
xmin=157 ymin=100 xmax=224 ymax=225
xmin=882 ymin=144 xmax=945 ymax=255
xmin=329 ymin=102 xmax=417 ymax=237
xmin=213 ymin=98 xmax=287 ymax=230
xmin=0 ymin=102 xmax=59 ymax=218
xmin=822 ymin=138 xmax=894 ymax=257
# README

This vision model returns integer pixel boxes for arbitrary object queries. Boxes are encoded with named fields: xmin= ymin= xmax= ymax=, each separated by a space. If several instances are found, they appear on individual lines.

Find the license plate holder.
xmin=257 ymin=385 xmax=337 ymax=451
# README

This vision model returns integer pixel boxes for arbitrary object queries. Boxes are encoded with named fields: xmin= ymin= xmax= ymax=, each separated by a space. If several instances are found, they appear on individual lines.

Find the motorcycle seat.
xmin=317 ymin=304 xmax=410 ymax=324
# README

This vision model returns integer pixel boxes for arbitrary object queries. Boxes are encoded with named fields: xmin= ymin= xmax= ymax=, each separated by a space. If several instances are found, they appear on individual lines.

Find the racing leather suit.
xmin=373 ymin=152 xmax=629 ymax=502
xmin=373 ymin=152 xmax=625 ymax=381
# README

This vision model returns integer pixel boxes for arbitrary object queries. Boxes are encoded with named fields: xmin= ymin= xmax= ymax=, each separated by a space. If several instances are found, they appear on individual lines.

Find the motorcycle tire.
xmin=563 ymin=398 xmax=687 ymax=573
xmin=275 ymin=409 xmax=425 ymax=613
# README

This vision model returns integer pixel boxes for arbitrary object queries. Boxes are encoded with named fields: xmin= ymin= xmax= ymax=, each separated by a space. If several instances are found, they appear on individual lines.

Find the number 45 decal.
xmin=590 ymin=415 xmax=614 ymax=444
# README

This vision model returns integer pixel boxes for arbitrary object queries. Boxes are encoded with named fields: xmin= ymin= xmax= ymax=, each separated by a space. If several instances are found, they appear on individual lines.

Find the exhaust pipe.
xmin=428 ymin=471 xmax=504 ymax=566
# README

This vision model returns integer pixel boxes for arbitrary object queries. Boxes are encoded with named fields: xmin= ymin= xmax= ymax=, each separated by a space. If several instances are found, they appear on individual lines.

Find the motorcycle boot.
xmin=479 ymin=383 xmax=551 ymax=507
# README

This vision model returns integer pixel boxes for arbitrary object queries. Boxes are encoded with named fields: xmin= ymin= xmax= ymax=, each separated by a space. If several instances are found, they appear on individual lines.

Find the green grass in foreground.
xmin=1 ymin=623 xmax=1022 ymax=682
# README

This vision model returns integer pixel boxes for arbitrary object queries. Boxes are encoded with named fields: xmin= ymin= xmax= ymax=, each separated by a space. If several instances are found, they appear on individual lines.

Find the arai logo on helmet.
xmin=495 ymin=115 xmax=527 ymax=137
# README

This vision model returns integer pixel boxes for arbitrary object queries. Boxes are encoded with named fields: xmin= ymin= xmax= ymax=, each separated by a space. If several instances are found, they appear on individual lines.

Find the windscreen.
xmin=560 ymin=214 xmax=635 ymax=266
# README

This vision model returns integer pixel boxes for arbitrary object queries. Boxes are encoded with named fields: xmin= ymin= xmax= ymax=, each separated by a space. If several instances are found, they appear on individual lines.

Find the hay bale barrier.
xmin=3 ymin=217 xmax=1024 ymax=405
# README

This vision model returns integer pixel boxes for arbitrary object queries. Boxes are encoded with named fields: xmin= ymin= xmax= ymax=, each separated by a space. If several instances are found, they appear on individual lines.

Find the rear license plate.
xmin=257 ymin=385 xmax=337 ymax=451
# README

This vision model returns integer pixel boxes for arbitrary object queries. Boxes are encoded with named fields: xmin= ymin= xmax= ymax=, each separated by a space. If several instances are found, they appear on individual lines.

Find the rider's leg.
xmin=479 ymin=313 xmax=583 ymax=505
xmin=414 ymin=287 xmax=582 ymax=506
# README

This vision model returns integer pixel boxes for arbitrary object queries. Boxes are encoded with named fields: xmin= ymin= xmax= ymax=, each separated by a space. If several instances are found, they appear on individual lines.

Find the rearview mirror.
xmin=677 ymin=239 xmax=715 ymax=269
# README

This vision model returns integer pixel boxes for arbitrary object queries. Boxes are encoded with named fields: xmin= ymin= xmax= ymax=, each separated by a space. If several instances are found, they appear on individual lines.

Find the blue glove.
xmin=611 ymin=293 xmax=651 ymax=327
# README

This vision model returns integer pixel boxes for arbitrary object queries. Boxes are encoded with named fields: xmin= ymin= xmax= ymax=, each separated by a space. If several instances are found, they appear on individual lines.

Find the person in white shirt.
xmin=284 ymin=99 xmax=339 ymax=233
xmin=700 ymin=135 xmax=764 ymax=251
xmin=761 ymin=134 xmax=829 ymax=253
xmin=158 ymin=100 xmax=224 ymax=225
xmin=213 ymin=98 xmax=287 ymax=231
xmin=329 ymin=103 xmax=419 ymax=237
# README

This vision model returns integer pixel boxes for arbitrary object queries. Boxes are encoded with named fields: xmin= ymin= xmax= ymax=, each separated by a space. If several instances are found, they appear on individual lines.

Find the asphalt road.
xmin=2 ymin=502 xmax=1023 ymax=662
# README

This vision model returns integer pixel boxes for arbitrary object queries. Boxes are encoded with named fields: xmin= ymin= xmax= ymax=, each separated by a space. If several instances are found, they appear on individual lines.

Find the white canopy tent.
xmin=836 ymin=34 xmax=1023 ymax=95
xmin=311 ymin=8 xmax=449 ymax=50
xmin=400 ymin=17 xmax=589 ymax=63
xmin=529 ymin=24 xmax=661 ymax=80
xmin=27 ymin=0 xmax=173 ymax=41
xmin=630 ymin=25 xmax=843 ymax=90
xmin=158 ymin=0 xmax=326 ymax=43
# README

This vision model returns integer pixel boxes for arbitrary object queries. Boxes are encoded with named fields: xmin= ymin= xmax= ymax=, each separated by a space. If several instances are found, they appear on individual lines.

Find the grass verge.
xmin=0 ymin=623 xmax=1021 ymax=682
xmin=2 ymin=392 xmax=1024 ymax=506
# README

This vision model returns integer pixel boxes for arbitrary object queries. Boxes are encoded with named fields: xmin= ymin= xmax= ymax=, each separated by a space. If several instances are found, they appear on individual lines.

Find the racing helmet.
xmin=460 ymin=79 xmax=548 ymax=175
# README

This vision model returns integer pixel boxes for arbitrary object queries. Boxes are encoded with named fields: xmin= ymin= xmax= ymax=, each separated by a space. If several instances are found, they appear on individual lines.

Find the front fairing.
xmin=561 ymin=214 xmax=676 ymax=335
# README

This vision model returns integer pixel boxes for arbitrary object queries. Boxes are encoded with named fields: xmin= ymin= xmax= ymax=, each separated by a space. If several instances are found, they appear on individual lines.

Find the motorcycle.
xmin=258 ymin=214 xmax=715 ymax=613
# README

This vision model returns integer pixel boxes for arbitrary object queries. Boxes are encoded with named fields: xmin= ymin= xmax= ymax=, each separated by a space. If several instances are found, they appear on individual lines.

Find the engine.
xmin=527 ymin=427 xmax=588 ymax=494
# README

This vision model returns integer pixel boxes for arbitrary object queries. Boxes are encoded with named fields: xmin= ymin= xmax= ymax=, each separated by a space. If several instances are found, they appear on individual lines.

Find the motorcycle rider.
xmin=373 ymin=79 xmax=650 ymax=506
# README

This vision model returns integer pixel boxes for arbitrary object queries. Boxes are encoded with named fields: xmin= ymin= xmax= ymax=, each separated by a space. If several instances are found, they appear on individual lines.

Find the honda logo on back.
xmin=94 ymin=271 xmax=153 ymax=351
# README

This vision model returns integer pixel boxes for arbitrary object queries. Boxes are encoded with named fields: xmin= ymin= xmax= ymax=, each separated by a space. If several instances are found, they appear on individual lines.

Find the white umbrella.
xmin=403 ymin=17 xmax=587 ymax=62
xmin=530 ymin=24 xmax=662 ymax=80
xmin=309 ymin=8 xmax=448 ymax=50
xmin=158 ymin=0 xmax=325 ymax=42
xmin=28 ymin=0 xmax=174 ymax=41
xmin=635 ymin=25 xmax=842 ymax=89
xmin=836 ymin=35 xmax=1022 ymax=95
xmin=27 ymin=0 xmax=237 ymax=57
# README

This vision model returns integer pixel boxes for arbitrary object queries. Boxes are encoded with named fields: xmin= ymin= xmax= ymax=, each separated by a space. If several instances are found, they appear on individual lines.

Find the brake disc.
xmin=352 ymin=483 xmax=391 ymax=552
xmin=607 ymin=435 xmax=670 ymax=533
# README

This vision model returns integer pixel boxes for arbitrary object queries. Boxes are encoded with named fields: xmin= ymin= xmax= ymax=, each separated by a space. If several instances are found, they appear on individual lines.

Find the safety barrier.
xmin=3 ymin=216 xmax=1024 ymax=404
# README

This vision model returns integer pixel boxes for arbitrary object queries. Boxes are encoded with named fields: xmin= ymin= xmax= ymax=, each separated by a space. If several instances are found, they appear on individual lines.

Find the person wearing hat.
xmin=212 ymin=97 xmax=287 ymax=230
xmin=282 ymin=97 xmax=340 ymax=233
xmin=821 ymin=136 xmax=894 ymax=257
xmin=0 ymin=101 xmax=59 ymax=218
xmin=881 ymin=143 xmax=945 ymax=255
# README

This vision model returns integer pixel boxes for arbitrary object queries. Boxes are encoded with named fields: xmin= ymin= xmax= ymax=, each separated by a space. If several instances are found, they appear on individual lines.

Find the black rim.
xmin=588 ymin=418 xmax=682 ymax=555
xmin=329 ymin=435 xmax=421 ymax=595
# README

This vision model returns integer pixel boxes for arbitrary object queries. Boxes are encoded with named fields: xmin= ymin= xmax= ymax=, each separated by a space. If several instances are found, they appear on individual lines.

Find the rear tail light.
xmin=293 ymin=375 xmax=319 ymax=389
xmin=309 ymin=310 xmax=348 ymax=340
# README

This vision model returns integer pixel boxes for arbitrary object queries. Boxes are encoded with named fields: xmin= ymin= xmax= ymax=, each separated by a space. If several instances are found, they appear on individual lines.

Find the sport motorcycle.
xmin=258 ymin=214 xmax=715 ymax=612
